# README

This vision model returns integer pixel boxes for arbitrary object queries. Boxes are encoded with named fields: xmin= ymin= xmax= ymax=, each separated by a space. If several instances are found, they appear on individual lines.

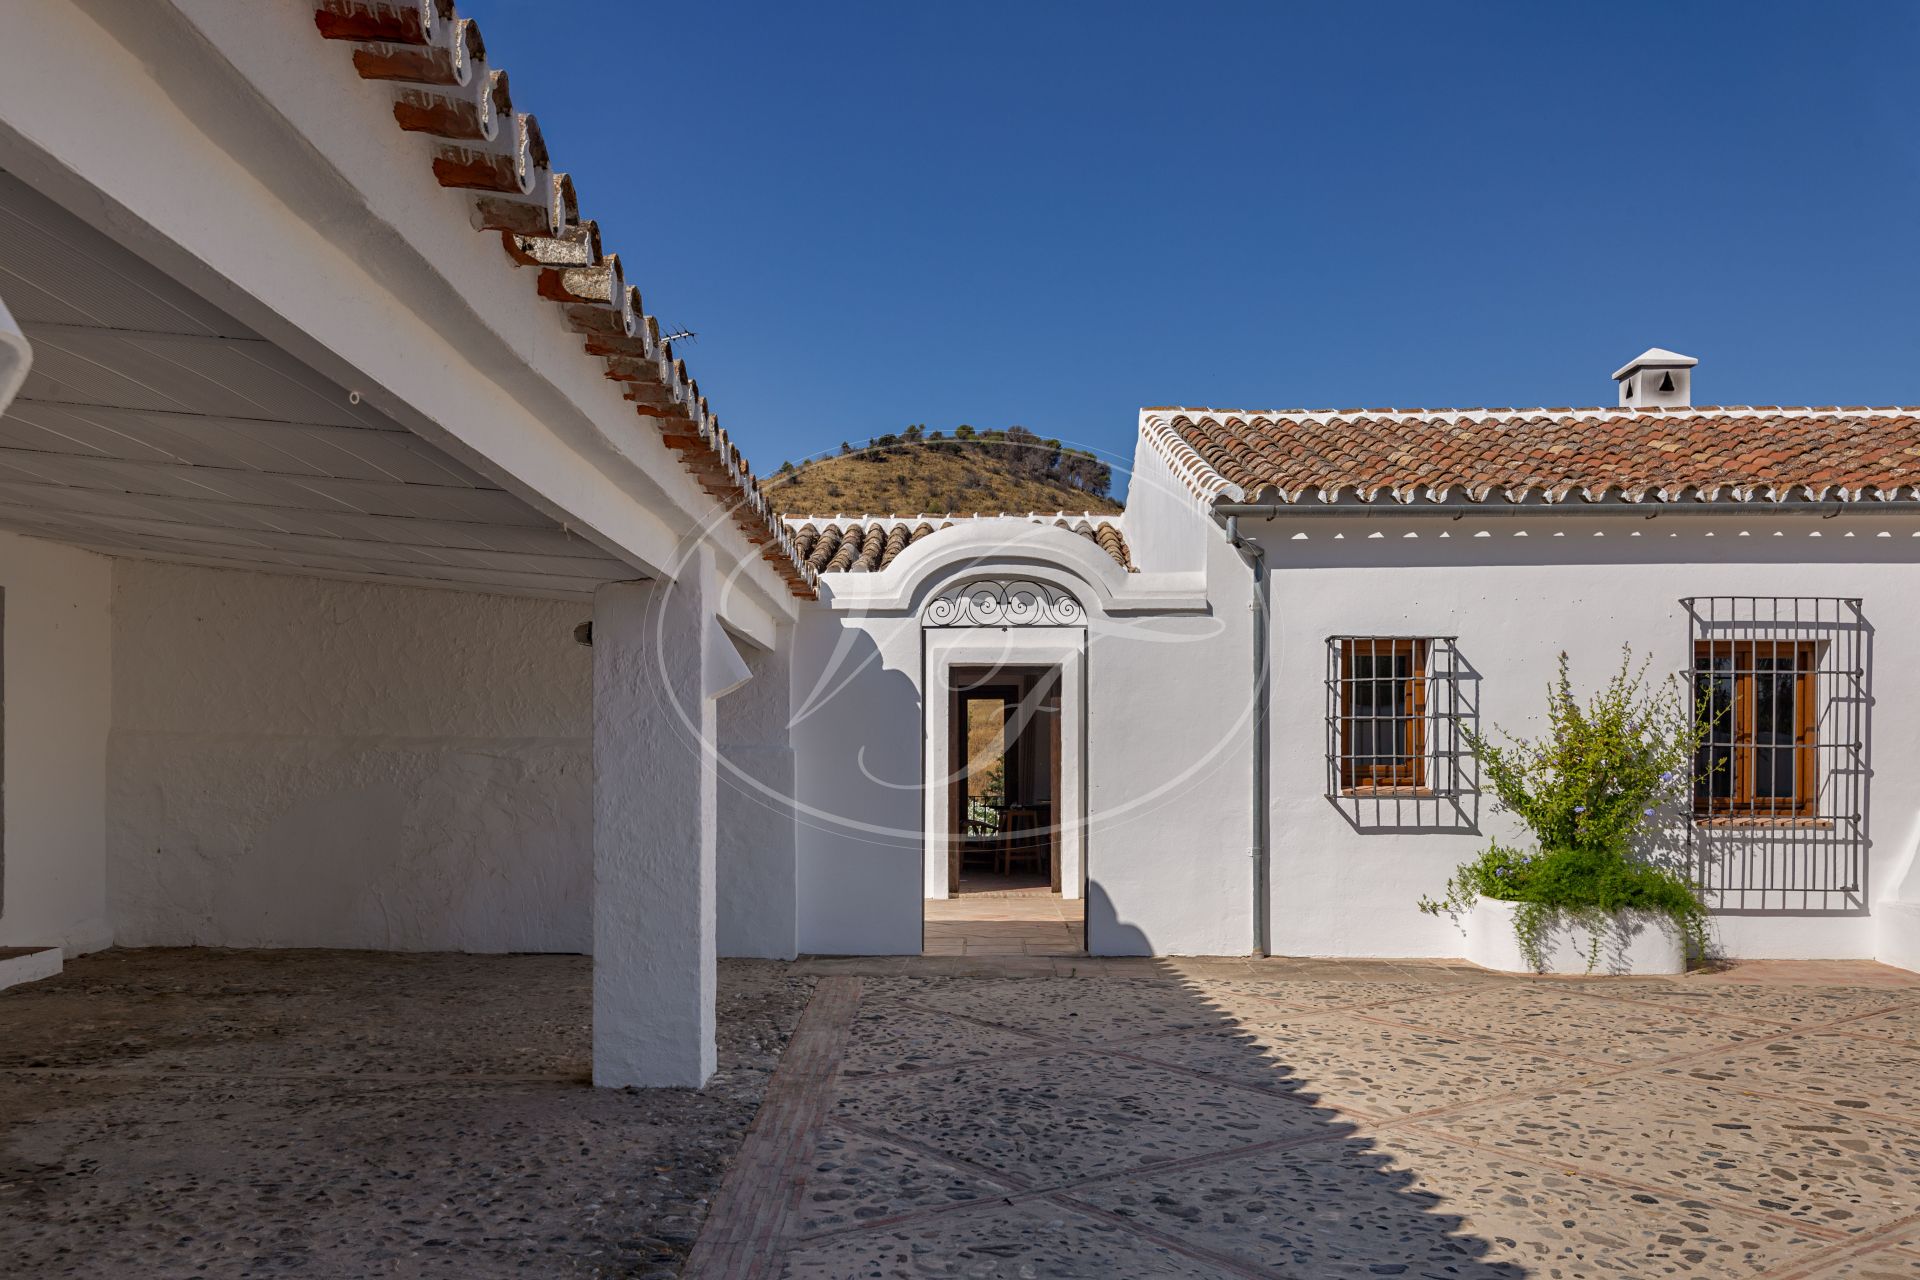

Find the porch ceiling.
xmin=0 ymin=169 xmax=632 ymax=600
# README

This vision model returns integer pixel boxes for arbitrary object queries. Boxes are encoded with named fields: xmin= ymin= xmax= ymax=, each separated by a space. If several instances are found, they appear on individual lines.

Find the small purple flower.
xmin=1643 ymin=808 xmax=1655 ymax=818
xmin=1573 ymin=805 xmax=1586 ymax=814
xmin=1659 ymin=771 xmax=1675 ymax=784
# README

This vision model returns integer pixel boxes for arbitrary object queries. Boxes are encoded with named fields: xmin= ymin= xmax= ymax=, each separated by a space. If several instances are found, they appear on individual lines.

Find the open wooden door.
xmin=947 ymin=685 xmax=965 ymax=895
xmin=1047 ymin=684 xmax=1063 ymax=893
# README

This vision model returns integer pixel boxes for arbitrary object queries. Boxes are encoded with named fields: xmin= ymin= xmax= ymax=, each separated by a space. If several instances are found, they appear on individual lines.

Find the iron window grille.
xmin=1325 ymin=636 xmax=1473 ymax=830
xmin=1683 ymin=597 xmax=1867 ymax=910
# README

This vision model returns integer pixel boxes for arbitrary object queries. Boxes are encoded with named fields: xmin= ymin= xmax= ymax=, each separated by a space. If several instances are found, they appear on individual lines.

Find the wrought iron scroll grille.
xmin=1683 ymin=597 xmax=1867 ymax=911
xmin=924 ymin=579 xmax=1085 ymax=628
xmin=1324 ymin=636 xmax=1475 ymax=832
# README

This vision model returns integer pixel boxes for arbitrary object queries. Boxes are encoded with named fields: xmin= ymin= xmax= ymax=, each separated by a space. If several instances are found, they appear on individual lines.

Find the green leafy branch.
xmin=1419 ymin=647 xmax=1713 ymax=971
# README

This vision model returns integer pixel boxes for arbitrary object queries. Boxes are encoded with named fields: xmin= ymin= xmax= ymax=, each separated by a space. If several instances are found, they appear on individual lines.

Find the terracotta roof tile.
xmin=314 ymin=1 xmax=813 ymax=595
xmin=785 ymin=514 xmax=1133 ymax=574
xmin=1145 ymin=407 xmax=1920 ymax=508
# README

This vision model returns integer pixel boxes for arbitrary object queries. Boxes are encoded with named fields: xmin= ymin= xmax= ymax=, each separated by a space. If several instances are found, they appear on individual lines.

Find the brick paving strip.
xmin=682 ymin=975 xmax=861 ymax=1280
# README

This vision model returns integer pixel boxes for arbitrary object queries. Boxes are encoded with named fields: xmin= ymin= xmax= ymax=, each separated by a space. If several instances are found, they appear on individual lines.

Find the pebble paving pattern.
xmin=0 ymin=949 xmax=814 ymax=1277
xmin=689 ymin=956 xmax=1920 ymax=1279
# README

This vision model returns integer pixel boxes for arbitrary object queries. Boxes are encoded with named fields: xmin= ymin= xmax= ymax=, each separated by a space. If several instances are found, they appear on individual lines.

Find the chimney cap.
xmin=1611 ymin=347 xmax=1699 ymax=381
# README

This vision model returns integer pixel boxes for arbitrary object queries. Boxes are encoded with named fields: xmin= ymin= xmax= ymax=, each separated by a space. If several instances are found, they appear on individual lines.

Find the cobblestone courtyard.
xmin=0 ymin=950 xmax=813 ymax=1277
xmin=4 ymin=952 xmax=1920 ymax=1278
xmin=694 ymin=957 xmax=1920 ymax=1279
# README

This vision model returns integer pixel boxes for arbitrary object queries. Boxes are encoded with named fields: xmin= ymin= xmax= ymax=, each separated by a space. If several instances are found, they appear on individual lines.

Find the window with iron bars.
xmin=1684 ymin=597 xmax=1867 ymax=908
xmin=1693 ymin=638 xmax=1818 ymax=820
xmin=1325 ymin=636 xmax=1467 ymax=801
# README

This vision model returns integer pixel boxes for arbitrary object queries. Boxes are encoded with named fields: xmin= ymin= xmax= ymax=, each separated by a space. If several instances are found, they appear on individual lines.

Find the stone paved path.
xmin=688 ymin=958 xmax=1920 ymax=1279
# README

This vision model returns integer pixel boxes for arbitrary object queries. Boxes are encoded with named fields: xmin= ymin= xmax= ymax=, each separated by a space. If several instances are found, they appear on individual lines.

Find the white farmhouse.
xmin=0 ymin=1 xmax=1915 ymax=1087
xmin=784 ymin=391 xmax=1920 ymax=971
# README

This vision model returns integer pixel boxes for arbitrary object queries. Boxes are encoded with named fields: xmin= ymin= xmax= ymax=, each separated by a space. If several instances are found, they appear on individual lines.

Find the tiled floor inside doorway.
xmin=923 ymin=893 xmax=1085 ymax=956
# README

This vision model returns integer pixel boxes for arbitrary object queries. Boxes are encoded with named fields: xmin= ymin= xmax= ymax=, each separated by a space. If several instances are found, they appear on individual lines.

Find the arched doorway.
xmin=920 ymin=579 xmax=1087 ymax=955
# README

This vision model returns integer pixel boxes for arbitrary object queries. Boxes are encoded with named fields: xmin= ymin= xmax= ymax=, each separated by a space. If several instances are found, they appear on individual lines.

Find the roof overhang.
xmin=0 ymin=0 xmax=803 ymax=622
xmin=0 ymin=170 xmax=633 ymax=599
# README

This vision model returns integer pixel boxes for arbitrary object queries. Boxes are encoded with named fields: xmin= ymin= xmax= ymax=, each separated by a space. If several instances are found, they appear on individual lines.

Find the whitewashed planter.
xmin=0 ymin=946 xmax=63 ymax=994
xmin=1464 ymin=897 xmax=1686 ymax=976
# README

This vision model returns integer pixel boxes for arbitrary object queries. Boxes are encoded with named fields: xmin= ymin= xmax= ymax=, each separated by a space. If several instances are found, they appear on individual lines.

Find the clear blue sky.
xmin=461 ymin=2 xmax=1917 ymax=490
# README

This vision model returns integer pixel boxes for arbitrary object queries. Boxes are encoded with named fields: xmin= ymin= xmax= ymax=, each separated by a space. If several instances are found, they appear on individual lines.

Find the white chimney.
xmin=1612 ymin=347 xmax=1696 ymax=409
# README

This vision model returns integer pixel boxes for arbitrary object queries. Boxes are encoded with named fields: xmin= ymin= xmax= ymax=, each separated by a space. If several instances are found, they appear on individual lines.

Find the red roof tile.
xmin=788 ymin=515 xmax=1133 ymax=574
xmin=314 ymin=1 xmax=813 ymax=594
xmin=1147 ymin=407 xmax=1920 ymax=507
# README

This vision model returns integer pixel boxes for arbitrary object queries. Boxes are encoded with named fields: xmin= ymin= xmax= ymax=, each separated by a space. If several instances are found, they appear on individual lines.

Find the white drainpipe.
xmin=1219 ymin=512 xmax=1270 ymax=958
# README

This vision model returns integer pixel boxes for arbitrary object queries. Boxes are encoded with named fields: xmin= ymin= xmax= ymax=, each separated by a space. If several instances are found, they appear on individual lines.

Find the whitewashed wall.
xmin=1252 ymin=513 xmax=1920 ymax=962
xmin=0 ymin=530 xmax=112 ymax=955
xmin=1122 ymin=441 xmax=1211 ymax=574
xmin=717 ymin=631 xmax=800 ymax=959
xmin=1087 ymin=438 xmax=1255 ymax=954
xmin=1083 ymin=569 xmax=1251 ymax=957
xmin=790 ymin=488 xmax=1920 ymax=964
xmin=791 ymin=520 xmax=1247 ymax=957
xmin=792 ymin=606 xmax=925 ymax=955
xmin=108 ymin=561 xmax=593 ymax=951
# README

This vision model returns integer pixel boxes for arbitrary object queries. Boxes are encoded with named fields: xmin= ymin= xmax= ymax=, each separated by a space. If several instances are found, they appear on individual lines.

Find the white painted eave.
xmin=2 ymin=0 xmax=796 ymax=624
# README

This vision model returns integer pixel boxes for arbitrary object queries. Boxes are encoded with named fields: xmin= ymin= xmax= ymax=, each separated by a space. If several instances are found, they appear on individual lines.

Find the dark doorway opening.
xmin=946 ymin=665 xmax=1062 ymax=897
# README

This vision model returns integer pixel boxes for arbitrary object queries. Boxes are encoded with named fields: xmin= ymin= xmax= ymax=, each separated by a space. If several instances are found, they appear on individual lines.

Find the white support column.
xmin=717 ymin=627 xmax=799 ymax=960
xmin=592 ymin=553 xmax=719 ymax=1088
xmin=0 ymin=294 xmax=32 ymax=416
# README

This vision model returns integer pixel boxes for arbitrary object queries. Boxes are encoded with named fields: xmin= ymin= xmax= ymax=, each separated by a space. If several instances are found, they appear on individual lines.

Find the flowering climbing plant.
xmin=1475 ymin=647 xmax=1700 ymax=853
xmin=1419 ymin=648 xmax=1712 ymax=970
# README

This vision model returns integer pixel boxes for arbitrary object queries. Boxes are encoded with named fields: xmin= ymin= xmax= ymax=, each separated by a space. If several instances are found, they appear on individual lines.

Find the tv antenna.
xmin=660 ymin=327 xmax=697 ymax=344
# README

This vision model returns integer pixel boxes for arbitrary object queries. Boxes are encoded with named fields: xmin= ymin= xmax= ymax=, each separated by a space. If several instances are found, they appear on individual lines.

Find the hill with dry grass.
xmin=764 ymin=427 xmax=1122 ymax=516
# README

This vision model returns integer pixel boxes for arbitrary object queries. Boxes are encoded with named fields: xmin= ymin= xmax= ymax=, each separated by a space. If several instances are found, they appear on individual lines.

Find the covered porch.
xmin=0 ymin=0 xmax=810 ymax=1086
xmin=0 ymin=947 xmax=813 ymax=1275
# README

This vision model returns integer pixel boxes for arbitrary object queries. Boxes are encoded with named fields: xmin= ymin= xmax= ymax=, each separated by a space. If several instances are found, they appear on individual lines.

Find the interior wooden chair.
xmin=962 ymin=810 xmax=1000 ymax=873
xmin=997 ymin=806 xmax=1045 ymax=876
